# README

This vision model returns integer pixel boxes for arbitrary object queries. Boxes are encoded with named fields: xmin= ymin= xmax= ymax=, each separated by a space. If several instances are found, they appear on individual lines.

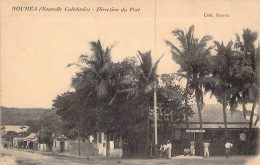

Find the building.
xmin=1 ymin=125 xmax=29 ymax=137
xmin=24 ymin=133 xmax=38 ymax=150
xmin=52 ymin=134 xmax=68 ymax=153
xmin=96 ymin=132 xmax=123 ymax=157
xmin=66 ymin=132 xmax=123 ymax=157
xmin=13 ymin=133 xmax=38 ymax=150
xmin=1 ymin=125 xmax=29 ymax=148
xmin=156 ymin=104 xmax=258 ymax=156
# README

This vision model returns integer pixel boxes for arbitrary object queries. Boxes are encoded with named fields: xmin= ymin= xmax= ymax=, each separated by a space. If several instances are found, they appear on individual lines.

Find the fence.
xmin=67 ymin=140 xmax=99 ymax=156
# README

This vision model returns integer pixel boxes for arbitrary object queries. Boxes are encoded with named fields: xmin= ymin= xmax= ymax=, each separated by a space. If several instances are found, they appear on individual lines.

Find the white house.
xmin=52 ymin=134 xmax=68 ymax=153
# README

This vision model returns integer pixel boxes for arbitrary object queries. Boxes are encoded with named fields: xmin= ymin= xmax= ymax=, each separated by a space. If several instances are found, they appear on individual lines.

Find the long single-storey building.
xmin=155 ymin=104 xmax=258 ymax=156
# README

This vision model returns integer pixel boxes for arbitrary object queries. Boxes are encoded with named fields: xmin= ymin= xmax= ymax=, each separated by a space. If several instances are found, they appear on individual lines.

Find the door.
xmin=60 ymin=142 xmax=65 ymax=153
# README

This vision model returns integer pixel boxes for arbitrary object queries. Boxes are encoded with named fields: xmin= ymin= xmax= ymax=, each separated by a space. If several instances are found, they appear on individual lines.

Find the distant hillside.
xmin=0 ymin=107 xmax=57 ymax=125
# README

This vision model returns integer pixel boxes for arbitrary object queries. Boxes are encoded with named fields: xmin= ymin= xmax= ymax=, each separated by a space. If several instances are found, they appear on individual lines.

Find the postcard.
xmin=1 ymin=0 xmax=260 ymax=164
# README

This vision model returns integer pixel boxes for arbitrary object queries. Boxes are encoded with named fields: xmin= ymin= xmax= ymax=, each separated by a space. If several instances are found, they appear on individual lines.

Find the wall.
xmin=52 ymin=140 xmax=68 ymax=152
xmin=67 ymin=140 xmax=99 ymax=156
xmin=66 ymin=132 xmax=123 ymax=157
xmin=38 ymin=143 xmax=51 ymax=152
xmin=108 ymin=141 xmax=123 ymax=157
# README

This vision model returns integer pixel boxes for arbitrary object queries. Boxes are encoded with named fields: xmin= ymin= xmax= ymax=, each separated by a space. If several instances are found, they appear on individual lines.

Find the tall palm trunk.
xmin=242 ymin=101 xmax=247 ymax=119
xmin=254 ymin=116 xmax=259 ymax=126
xmin=248 ymin=98 xmax=257 ymax=140
xmin=195 ymin=84 xmax=203 ymax=130
xmin=249 ymin=99 xmax=257 ymax=129
xmin=242 ymin=94 xmax=247 ymax=118
xmin=196 ymin=102 xmax=203 ymax=129
xmin=184 ymin=76 xmax=191 ymax=129
xmin=222 ymin=94 xmax=228 ymax=138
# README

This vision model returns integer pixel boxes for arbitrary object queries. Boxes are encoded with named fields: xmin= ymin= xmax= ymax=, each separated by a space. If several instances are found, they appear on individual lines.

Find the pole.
xmin=77 ymin=122 xmax=80 ymax=156
xmin=154 ymin=0 xmax=158 ymax=146
xmin=154 ymin=88 xmax=157 ymax=145
xmin=22 ymin=126 xmax=24 ymax=150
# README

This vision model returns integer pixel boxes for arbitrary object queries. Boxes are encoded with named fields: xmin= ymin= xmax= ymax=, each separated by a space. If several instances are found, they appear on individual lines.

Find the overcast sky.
xmin=1 ymin=0 xmax=260 ymax=108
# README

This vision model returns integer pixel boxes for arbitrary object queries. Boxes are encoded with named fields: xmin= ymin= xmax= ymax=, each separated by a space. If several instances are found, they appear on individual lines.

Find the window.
xmin=114 ymin=135 xmax=122 ymax=149
xmin=97 ymin=133 xmax=101 ymax=143
xmin=174 ymin=130 xmax=181 ymax=140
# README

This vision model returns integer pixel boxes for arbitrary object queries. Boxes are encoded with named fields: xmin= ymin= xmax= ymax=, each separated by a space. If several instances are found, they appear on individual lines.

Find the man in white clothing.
xmin=166 ymin=140 xmax=172 ymax=158
xmin=225 ymin=141 xmax=233 ymax=158
xmin=190 ymin=141 xmax=195 ymax=156
xmin=203 ymin=141 xmax=210 ymax=158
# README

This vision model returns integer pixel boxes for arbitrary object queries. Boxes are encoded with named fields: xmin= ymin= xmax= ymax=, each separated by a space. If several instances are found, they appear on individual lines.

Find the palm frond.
xmin=109 ymin=88 xmax=137 ymax=105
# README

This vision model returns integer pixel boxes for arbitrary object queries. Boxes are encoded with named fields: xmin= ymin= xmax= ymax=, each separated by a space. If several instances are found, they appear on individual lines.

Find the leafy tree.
xmin=157 ymin=74 xmax=193 ymax=141
xmin=26 ymin=113 xmax=62 ymax=146
xmin=52 ymin=91 xmax=96 ymax=140
xmin=110 ymin=51 xmax=165 ymax=155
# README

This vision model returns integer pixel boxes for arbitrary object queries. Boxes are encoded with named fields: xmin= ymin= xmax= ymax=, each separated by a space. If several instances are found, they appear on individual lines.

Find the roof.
xmin=167 ymin=104 xmax=256 ymax=129
xmin=24 ymin=133 xmax=38 ymax=142
xmin=25 ymin=133 xmax=38 ymax=140
xmin=56 ymin=134 xmax=67 ymax=141
xmin=0 ymin=125 xmax=29 ymax=134
xmin=13 ymin=133 xmax=38 ymax=142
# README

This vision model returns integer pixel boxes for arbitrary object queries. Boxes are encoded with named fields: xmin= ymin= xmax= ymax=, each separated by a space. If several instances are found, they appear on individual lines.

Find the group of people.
xmin=160 ymin=139 xmax=233 ymax=158
xmin=160 ymin=140 xmax=172 ymax=158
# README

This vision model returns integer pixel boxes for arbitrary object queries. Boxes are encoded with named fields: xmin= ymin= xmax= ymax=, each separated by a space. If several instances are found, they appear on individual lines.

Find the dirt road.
xmin=1 ymin=145 xmax=259 ymax=165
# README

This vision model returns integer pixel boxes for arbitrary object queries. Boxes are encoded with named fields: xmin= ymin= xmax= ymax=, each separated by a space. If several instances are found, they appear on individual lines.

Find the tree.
xmin=203 ymin=41 xmax=235 ymax=138
xmin=166 ymin=25 xmax=212 ymax=130
xmin=52 ymin=91 xmax=95 ymax=140
xmin=157 ymin=74 xmax=193 ymax=141
xmin=110 ymin=51 xmax=165 ymax=156
xmin=234 ymin=29 xmax=259 ymax=130
xmin=69 ymin=39 xmax=114 ymax=100
xmin=26 ymin=113 xmax=62 ymax=147
xmin=67 ymin=40 xmax=116 ymax=134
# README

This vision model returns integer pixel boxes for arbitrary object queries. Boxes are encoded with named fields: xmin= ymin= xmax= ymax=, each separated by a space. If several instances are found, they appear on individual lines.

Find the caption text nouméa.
xmin=12 ymin=6 xmax=141 ymax=12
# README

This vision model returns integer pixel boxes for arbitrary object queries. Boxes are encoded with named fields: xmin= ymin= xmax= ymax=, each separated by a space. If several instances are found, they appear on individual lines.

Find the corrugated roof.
xmin=0 ymin=125 xmax=29 ymax=133
xmin=165 ymin=104 xmax=255 ymax=129
xmin=188 ymin=104 xmax=250 ymax=123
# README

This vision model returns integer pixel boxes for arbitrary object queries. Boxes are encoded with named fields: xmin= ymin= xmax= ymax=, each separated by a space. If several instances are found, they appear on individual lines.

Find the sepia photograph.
xmin=1 ymin=0 xmax=260 ymax=164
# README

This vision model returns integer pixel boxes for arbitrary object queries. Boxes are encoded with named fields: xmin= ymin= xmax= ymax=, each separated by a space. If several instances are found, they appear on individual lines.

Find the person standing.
xmin=160 ymin=143 xmax=167 ymax=157
xmin=190 ymin=141 xmax=195 ymax=156
xmin=203 ymin=141 xmax=210 ymax=158
xmin=166 ymin=140 xmax=172 ymax=158
xmin=225 ymin=140 xmax=233 ymax=158
xmin=184 ymin=147 xmax=191 ymax=156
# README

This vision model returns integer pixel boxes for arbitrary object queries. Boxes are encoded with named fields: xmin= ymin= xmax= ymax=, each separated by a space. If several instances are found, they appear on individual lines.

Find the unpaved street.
xmin=1 ymin=145 xmax=259 ymax=165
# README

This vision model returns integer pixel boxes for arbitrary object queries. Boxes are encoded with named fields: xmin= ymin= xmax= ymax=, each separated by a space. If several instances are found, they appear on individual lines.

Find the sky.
xmin=1 ymin=0 xmax=260 ymax=108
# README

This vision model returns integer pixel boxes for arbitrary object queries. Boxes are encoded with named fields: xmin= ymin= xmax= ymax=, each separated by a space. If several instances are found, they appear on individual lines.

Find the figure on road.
xmin=190 ymin=141 xmax=195 ymax=156
xmin=203 ymin=141 xmax=210 ymax=158
xmin=166 ymin=140 xmax=172 ymax=159
xmin=225 ymin=140 xmax=233 ymax=158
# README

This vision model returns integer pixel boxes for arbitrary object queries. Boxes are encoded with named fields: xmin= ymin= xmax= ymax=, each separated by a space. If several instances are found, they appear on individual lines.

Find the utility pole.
xmin=154 ymin=0 xmax=158 ymax=146
xmin=77 ymin=122 xmax=80 ymax=156
xmin=154 ymin=87 xmax=157 ymax=145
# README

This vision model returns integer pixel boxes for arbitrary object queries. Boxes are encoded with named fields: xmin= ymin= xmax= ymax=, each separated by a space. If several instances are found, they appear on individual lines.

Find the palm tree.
xmin=166 ymin=25 xmax=212 ymax=129
xmin=235 ymin=29 xmax=259 ymax=130
xmin=203 ymin=41 xmax=234 ymax=138
xmin=110 ymin=51 xmax=165 ymax=156
xmin=69 ymin=40 xmax=113 ymax=100
xmin=68 ymin=40 xmax=114 ymax=139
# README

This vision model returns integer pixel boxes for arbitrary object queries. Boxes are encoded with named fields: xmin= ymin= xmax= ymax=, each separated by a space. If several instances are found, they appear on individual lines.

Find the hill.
xmin=0 ymin=107 xmax=57 ymax=125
